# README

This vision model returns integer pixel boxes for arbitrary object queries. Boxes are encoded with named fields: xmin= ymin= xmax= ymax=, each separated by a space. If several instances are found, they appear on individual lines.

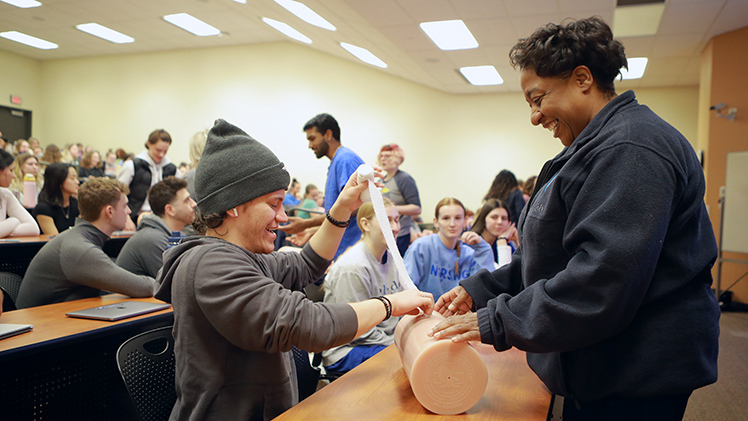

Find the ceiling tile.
xmin=1 ymin=0 xmax=742 ymax=94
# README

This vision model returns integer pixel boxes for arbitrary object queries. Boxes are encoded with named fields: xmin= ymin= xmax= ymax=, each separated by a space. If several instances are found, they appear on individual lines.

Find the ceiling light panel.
xmin=76 ymin=23 xmax=134 ymax=44
xmin=274 ymin=0 xmax=336 ymax=31
xmin=340 ymin=42 xmax=386 ymax=68
xmin=262 ymin=18 xmax=311 ymax=44
xmin=420 ymin=20 xmax=479 ymax=51
xmin=459 ymin=65 xmax=504 ymax=86
xmin=163 ymin=13 xmax=221 ymax=37
xmin=620 ymin=57 xmax=648 ymax=80
xmin=613 ymin=4 xmax=665 ymax=37
xmin=0 ymin=30 xmax=58 ymax=49
xmin=0 ymin=0 xmax=41 ymax=8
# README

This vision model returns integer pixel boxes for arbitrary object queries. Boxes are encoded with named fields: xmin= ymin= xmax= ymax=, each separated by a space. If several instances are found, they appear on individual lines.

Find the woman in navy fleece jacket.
xmin=431 ymin=16 xmax=720 ymax=421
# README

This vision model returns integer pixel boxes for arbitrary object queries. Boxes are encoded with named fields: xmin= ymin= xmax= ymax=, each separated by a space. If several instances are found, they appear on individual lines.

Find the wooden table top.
xmin=275 ymin=343 xmax=551 ymax=420
xmin=0 ymin=295 xmax=171 ymax=354
xmin=0 ymin=232 xmax=133 ymax=245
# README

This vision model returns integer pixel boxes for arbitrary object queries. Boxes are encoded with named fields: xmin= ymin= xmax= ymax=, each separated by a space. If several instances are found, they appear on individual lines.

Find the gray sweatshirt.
xmin=116 ymin=214 xmax=171 ymax=277
xmin=322 ymin=241 xmax=404 ymax=366
xmin=154 ymin=236 xmax=358 ymax=421
xmin=16 ymin=218 xmax=155 ymax=309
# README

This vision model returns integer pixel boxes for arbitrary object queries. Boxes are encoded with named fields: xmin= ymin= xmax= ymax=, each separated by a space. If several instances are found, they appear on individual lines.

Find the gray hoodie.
xmin=154 ymin=236 xmax=357 ymax=420
xmin=116 ymin=214 xmax=171 ymax=277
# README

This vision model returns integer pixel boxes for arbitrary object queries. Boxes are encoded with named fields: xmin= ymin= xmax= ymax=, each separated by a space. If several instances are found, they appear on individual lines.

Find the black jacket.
xmin=462 ymin=91 xmax=720 ymax=402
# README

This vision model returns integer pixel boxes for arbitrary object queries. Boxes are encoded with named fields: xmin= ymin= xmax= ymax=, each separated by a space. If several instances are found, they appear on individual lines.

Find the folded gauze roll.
xmin=394 ymin=312 xmax=488 ymax=415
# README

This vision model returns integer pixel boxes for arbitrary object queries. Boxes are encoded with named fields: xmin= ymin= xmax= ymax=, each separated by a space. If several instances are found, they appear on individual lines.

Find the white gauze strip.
xmin=357 ymin=164 xmax=416 ymax=291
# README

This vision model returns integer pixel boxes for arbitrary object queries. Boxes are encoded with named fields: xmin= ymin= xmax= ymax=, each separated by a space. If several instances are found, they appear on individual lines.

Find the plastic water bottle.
xmin=167 ymin=231 xmax=183 ymax=249
xmin=23 ymin=173 xmax=37 ymax=208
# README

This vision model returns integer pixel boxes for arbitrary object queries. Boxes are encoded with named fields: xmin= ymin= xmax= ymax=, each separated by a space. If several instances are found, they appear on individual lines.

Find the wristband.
xmin=325 ymin=210 xmax=350 ymax=228
xmin=498 ymin=236 xmax=509 ymax=242
xmin=373 ymin=296 xmax=392 ymax=321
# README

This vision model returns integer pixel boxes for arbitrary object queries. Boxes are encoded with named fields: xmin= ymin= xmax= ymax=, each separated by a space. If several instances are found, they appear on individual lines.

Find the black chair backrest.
xmin=0 ymin=272 xmax=23 ymax=310
xmin=116 ymin=326 xmax=177 ymax=421
xmin=291 ymin=346 xmax=320 ymax=402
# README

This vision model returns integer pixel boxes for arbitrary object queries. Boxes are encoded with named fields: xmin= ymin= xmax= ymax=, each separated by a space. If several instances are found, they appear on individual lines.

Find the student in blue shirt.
xmin=404 ymin=197 xmax=494 ymax=298
xmin=280 ymin=113 xmax=365 ymax=260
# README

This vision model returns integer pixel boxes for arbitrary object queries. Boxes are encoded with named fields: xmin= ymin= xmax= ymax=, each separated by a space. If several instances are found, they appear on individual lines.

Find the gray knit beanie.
xmin=195 ymin=119 xmax=290 ymax=214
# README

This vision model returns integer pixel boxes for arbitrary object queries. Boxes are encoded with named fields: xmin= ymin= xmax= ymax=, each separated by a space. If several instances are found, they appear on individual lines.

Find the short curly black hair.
xmin=509 ymin=16 xmax=627 ymax=95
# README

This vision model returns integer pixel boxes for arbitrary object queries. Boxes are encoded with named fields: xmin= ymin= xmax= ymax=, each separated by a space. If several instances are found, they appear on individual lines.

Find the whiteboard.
xmin=722 ymin=151 xmax=748 ymax=254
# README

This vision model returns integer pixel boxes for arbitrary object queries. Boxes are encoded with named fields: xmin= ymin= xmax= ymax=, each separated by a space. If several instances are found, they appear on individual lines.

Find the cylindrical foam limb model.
xmin=394 ymin=312 xmax=488 ymax=415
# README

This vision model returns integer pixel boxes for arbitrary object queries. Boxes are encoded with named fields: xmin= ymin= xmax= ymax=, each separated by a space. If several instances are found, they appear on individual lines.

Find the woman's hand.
xmin=387 ymin=289 xmax=434 ymax=317
xmin=460 ymin=231 xmax=484 ymax=245
xmin=499 ymin=223 xmax=519 ymax=245
xmin=428 ymin=313 xmax=481 ymax=343
xmin=434 ymin=285 xmax=473 ymax=316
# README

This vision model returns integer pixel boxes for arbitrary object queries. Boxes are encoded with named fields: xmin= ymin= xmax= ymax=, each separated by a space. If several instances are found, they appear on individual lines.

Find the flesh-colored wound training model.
xmin=356 ymin=164 xmax=489 ymax=415
xmin=395 ymin=312 xmax=488 ymax=415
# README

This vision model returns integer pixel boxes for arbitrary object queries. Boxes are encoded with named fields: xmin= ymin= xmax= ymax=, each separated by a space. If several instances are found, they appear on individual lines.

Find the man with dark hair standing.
xmin=117 ymin=176 xmax=196 ymax=277
xmin=16 ymin=178 xmax=155 ymax=309
xmin=280 ymin=113 xmax=364 ymax=260
xmin=118 ymin=129 xmax=177 ymax=224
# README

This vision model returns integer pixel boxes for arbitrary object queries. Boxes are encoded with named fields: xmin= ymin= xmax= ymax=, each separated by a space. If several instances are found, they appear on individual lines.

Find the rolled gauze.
xmin=394 ymin=312 xmax=488 ymax=415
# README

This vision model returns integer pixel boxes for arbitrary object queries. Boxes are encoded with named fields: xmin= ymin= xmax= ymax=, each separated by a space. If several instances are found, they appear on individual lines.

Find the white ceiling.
xmin=0 ymin=0 xmax=746 ymax=94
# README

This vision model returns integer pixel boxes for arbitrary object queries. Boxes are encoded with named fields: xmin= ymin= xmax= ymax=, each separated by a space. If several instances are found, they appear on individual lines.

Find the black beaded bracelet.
xmin=325 ymin=210 xmax=350 ymax=228
xmin=498 ymin=236 xmax=509 ymax=242
xmin=373 ymin=296 xmax=392 ymax=321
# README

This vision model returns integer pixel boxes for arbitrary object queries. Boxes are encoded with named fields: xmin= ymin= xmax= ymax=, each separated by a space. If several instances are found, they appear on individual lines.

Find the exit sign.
xmin=10 ymin=95 xmax=22 ymax=105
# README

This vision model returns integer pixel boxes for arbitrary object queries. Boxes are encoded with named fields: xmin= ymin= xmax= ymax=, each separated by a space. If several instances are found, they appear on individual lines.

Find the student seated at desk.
xmin=321 ymin=199 xmax=405 ymax=373
xmin=33 ymin=162 xmax=80 ymax=235
xmin=404 ymin=197 xmax=494 ymax=298
xmin=154 ymin=119 xmax=432 ymax=420
xmin=16 ymin=178 xmax=155 ymax=309
xmin=469 ymin=199 xmax=519 ymax=268
xmin=116 ymin=176 xmax=196 ymax=277
xmin=0 ymin=149 xmax=40 ymax=237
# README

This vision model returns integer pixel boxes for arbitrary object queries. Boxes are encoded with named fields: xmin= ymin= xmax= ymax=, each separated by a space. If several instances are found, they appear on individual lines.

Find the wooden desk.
xmin=0 ymin=232 xmax=132 ymax=277
xmin=0 ymin=295 xmax=173 ymax=421
xmin=275 ymin=343 xmax=551 ymax=421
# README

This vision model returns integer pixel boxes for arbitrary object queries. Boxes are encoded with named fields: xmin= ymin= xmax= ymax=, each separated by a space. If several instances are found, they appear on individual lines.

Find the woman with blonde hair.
xmin=61 ymin=143 xmax=81 ymax=165
xmin=404 ymin=197 xmax=494 ymax=298
xmin=40 ymin=144 xmax=62 ymax=167
xmin=78 ymin=151 xmax=105 ymax=179
xmin=14 ymin=139 xmax=30 ymax=156
xmin=183 ymin=129 xmax=208 ymax=201
xmin=322 ymin=198 xmax=405 ymax=372
xmin=9 ymin=153 xmax=42 ymax=208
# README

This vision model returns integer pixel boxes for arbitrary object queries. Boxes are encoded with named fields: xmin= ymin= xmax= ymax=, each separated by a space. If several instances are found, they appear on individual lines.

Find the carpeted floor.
xmin=684 ymin=310 xmax=748 ymax=421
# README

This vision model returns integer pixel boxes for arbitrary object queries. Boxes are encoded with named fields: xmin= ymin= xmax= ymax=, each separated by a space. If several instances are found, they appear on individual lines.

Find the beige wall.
xmin=0 ymin=49 xmax=42 ymax=135
xmin=4 ymin=41 xmax=698 ymax=216
xmin=700 ymin=26 xmax=748 ymax=303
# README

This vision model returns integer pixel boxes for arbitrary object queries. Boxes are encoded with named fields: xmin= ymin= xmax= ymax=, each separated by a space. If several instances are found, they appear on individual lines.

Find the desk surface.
xmin=0 ymin=295 xmax=172 ymax=355
xmin=0 ymin=232 xmax=133 ymax=245
xmin=275 ymin=343 xmax=551 ymax=421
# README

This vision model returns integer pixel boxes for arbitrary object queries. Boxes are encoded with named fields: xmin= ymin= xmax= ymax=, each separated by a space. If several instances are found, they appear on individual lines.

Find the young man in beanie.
xmin=16 ymin=178 xmax=155 ymax=309
xmin=279 ymin=113 xmax=365 ymax=260
xmin=116 ymin=176 xmax=196 ymax=277
xmin=154 ymin=119 xmax=433 ymax=420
